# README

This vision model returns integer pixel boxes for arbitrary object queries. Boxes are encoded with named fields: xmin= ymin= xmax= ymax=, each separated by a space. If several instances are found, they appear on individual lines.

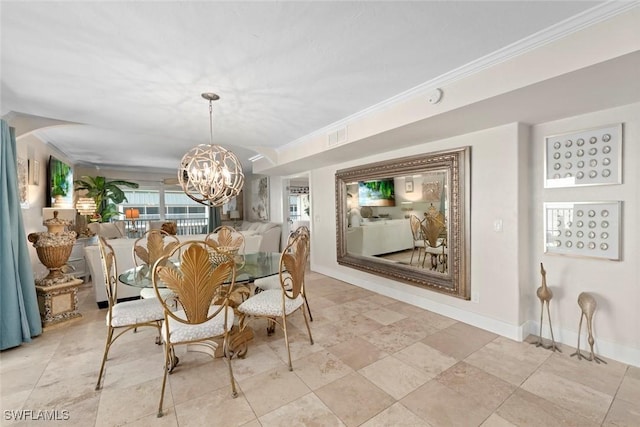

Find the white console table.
xmin=346 ymin=219 xmax=413 ymax=256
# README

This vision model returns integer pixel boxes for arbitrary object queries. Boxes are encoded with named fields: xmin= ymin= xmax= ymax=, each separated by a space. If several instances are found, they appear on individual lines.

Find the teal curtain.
xmin=0 ymin=120 xmax=42 ymax=350
xmin=207 ymin=205 xmax=221 ymax=232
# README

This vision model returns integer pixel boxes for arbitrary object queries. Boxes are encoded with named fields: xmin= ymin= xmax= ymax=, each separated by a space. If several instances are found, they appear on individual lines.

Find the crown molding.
xmin=279 ymin=1 xmax=638 ymax=152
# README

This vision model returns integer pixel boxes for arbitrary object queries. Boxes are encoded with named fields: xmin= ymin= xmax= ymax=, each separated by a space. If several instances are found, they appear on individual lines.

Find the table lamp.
xmin=76 ymin=197 xmax=97 ymax=236
xmin=125 ymin=208 xmax=140 ymax=233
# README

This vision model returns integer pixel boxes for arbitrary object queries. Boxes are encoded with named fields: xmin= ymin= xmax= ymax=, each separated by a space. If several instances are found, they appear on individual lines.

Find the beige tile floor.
xmin=1 ymin=272 xmax=639 ymax=426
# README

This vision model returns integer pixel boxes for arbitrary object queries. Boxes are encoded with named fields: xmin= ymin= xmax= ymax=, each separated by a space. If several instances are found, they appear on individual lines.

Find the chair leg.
xmin=303 ymin=294 xmax=313 ymax=321
xmin=154 ymin=320 xmax=162 ymax=345
xmin=157 ymin=343 xmax=171 ymax=417
xmin=95 ymin=327 xmax=114 ymax=390
xmin=301 ymin=304 xmax=314 ymax=346
xmin=222 ymin=333 xmax=238 ymax=398
xmin=282 ymin=314 xmax=294 ymax=371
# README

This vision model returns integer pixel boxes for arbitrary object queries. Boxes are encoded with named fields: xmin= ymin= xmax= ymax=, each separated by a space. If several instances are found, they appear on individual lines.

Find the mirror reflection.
xmin=335 ymin=147 xmax=470 ymax=299
xmin=345 ymin=171 xmax=448 ymax=274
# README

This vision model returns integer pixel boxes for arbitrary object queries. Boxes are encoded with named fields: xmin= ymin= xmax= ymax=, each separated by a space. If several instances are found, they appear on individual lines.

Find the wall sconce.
xmin=125 ymin=208 xmax=140 ymax=232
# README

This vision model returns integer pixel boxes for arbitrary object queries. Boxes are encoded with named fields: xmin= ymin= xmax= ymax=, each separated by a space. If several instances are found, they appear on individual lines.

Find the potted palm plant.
xmin=74 ymin=176 xmax=139 ymax=223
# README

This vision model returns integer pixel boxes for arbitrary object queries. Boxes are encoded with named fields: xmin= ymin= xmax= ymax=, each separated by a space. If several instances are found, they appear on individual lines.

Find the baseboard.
xmin=523 ymin=320 xmax=640 ymax=368
xmin=314 ymin=265 xmax=639 ymax=367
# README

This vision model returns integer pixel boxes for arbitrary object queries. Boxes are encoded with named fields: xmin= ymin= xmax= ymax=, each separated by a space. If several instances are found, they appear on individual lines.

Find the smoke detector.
xmin=427 ymin=88 xmax=443 ymax=105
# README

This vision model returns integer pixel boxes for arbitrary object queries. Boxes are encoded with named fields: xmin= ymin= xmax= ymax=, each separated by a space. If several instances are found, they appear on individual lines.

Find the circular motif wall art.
xmin=544 ymin=201 xmax=621 ymax=260
xmin=544 ymin=123 xmax=622 ymax=188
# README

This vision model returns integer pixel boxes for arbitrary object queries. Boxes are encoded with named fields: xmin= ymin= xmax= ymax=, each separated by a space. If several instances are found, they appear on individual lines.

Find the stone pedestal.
xmin=35 ymin=278 xmax=83 ymax=328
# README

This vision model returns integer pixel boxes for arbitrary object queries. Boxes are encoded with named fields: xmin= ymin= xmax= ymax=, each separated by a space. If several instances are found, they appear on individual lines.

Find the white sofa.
xmin=346 ymin=219 xmax=413 ymax=256
xmin=85 ymin=223 xmax=282 ymax=307
xmin=236 ymin=221 xmax=282 ymax=253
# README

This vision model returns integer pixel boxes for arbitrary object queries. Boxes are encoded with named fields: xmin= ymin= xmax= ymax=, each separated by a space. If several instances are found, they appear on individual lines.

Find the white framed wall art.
xmin=544 ymin=201 xmax=621 ymax=261
xmin=544 ymin=123 xmax=622 ymax=188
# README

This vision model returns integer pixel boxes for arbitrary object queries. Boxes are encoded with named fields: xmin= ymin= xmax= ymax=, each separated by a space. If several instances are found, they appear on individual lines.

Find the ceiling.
xmin=1 ymin=1 xmax=606 ymax=175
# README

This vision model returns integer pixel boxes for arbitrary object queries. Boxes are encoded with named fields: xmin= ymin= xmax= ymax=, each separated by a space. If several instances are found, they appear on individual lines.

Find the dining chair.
xmin=95 ymin=236 xmax=164 ymax=391
xmin=253 ymin=226 xmax=313 ymax=321
xmin=133 ymin=229 xmax=180 ymax=300
xmin=237 ymin=229 xmax=313 ymax=371
xmin=205 ymin=225 xmax=245 ymax=256
xmin=420 ymin=211 xmax=447 ymax=271
xmin=151 ymin=240 xmax=239 ymax=417
xmin=409 ymin=214 xmax=426 ymax=265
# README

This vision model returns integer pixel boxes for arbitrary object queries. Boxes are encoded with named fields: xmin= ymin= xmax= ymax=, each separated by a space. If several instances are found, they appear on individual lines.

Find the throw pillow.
xmin=100 ymin=223 xmax=124 ymax=239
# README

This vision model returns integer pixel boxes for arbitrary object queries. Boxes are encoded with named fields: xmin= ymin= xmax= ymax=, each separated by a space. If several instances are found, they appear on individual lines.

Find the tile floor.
xmin=1 ymin=272 xmax=639 ymax=426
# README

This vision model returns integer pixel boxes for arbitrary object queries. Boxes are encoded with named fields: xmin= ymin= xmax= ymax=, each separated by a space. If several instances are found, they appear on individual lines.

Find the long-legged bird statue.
xmin=534 ymin=263 xmax=560 ymax=351
xmin=570 ymin=292 xmax=606 ymax=364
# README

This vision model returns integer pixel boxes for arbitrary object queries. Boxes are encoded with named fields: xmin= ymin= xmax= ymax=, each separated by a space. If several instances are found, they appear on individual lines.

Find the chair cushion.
xmin=254 ymin=273 xmax=291 ymax=291
xmin=238 ymin=289 xmax=303 ymax=317
xmin=140 ymin=287 xmax=175 ymax=300
xmin=108 ymin=298 xmax=164 ymax=327
xmin=162 ymin=306 xmax=234 ymax=344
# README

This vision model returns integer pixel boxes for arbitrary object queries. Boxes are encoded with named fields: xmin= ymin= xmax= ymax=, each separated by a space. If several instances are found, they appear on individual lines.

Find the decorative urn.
xmin=28 ymin=210 xmax=77 ymax=285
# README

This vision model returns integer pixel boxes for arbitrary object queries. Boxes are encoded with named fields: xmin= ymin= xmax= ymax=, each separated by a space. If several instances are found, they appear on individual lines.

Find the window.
xmin=120 ymin=188 xmax=209 ymax=235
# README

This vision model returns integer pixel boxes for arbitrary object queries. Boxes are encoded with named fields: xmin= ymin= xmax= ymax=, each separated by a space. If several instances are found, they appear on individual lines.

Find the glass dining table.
xmin=118 ymin=252 xmax=282 ymax=288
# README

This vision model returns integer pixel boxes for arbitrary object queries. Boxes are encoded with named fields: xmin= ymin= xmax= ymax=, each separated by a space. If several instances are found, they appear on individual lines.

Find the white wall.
xmin=15 ymin=134 xmax=76 ymax=279
xmin=310 ymin=105 xmax=640 ymax=367
xmin=527 ymin=102 xmax=640 ymax=365
xmin=311 ymin=123 xmax=526 ymax=338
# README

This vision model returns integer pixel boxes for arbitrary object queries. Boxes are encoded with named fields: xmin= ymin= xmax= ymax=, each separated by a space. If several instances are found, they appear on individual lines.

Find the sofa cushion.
xmin=88 ymin=222 xmax=125 ymax=239
xmin=256 ymin=222 xmax=277 ymax=234
xmin=248 ymin=222 xmax=261 ymax=231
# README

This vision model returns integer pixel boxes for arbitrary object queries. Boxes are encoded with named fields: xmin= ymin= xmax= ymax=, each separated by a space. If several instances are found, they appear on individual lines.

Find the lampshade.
xmin=230 ymin=210 xmax=240 ymax=220
xmin=125 ymin=208 xmax=140 ymax=219
xmin=178 ymin=93 xmax=244 ymax=207
xmin=75 ymin=197 xmax=97 ymax=216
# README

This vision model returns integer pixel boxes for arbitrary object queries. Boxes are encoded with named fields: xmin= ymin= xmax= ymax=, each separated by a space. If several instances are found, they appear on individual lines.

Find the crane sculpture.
xmin=533 ymin=263 xmax=560 ymax=351
xmin=570 ymin=292 xmax=606 ymax=364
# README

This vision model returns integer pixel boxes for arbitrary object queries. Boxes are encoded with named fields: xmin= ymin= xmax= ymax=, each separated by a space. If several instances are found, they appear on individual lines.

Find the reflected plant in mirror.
xmin=335 ymin=147 xmax=470 ymax=299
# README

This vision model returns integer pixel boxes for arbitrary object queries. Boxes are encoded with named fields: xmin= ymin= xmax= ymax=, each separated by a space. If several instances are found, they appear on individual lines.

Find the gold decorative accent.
xmin=533 ymin=263 xmax=561 ymax=352
xmin=28 ymin=210 xmax=77 ymax=285
xmin=157 ymin=245 xmax=233 ymax=324
xmin=133 ymin=230 xmax=179 ymax=267
xmin=570 ymin=292 xmax=606 ymax=363
xmin=206 ymin=225 xmax=245 ymax=268
xmin=95 ymin=237 xmax=163 ymax=391
xmin=237 ymin=229 xmax=313 ymax=371
xmin=151 ymin=240 xmax=239 ymax=417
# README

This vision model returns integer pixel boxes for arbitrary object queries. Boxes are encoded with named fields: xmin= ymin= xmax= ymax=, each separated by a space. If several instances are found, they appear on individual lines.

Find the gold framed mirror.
xmin=335 ymin=146 xmax=470 ymax=299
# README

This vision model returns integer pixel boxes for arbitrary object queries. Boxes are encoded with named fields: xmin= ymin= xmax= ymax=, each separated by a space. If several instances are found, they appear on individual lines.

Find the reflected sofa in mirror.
xmin=335 ymin=147 xmax=470 ymax=300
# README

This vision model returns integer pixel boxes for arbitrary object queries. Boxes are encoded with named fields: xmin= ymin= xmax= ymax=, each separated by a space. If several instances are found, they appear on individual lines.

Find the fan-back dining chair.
xmin=420 ymin=210 xmax=447 ymax=272
xmin=237 ymin=229 xmax=313 ymax=371
xmin=95 ymin=236 xmax=164 ymax=391
xmin=409 ymin=215 xmax=426 ymax=265
xmin=133 ymin=229 xmax=180 ymax=300
xmin=205 ymin=225 xmax=245 ymax=258
xmin=151 ymin=240 xmax=239 ymax=417
xmin=253 ymin=226 xmax=313 ymax=321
